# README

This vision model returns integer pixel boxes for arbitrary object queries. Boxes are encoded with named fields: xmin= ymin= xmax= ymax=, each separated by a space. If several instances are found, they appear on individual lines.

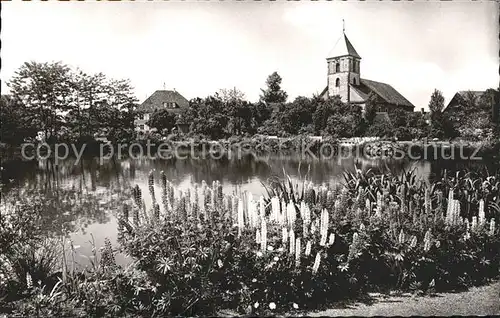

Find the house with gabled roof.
xmin=320 ymin=30 xmax=415 ymax=113
xmin=134 ymin=89 xmax=189 ymax=133
xmin=443 ymin=91 xmax=486 ymax=114
xmin=442 ymin=90 xmax=499 ymax=136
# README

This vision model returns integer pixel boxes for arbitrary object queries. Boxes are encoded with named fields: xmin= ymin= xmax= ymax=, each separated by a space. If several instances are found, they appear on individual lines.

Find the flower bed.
xmin=115 ymin=169 xmax=499 ymax=315
xmin=1 ymin=169 xmax=499 ymax=316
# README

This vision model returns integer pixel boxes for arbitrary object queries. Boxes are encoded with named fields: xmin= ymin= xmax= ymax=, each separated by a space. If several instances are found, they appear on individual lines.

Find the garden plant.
xmin=0 ymin=168 xmax=499 ymax=316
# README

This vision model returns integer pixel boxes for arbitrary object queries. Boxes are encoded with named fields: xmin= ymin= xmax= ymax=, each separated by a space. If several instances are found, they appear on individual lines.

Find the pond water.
xmin=1 ymin=153 xmax=497 ymax=265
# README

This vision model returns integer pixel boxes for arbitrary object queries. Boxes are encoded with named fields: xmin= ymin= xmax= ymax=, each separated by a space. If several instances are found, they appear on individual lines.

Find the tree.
xmin=365 ymin=120 xmax=394 ymax=138
xmin=147 ymin=109 xmax=177 ymax=134
xmin=7 ymin=62 xmax=138 ymax=144
xmin=389 ymin=108 xmax=409 ymax=128
xmin=218 ymin=88 xmax=255 ymax=135
xmin=0 ymin=95 xmax=37 ymax=144
xmin=252 ymin=101 xmax=272 ymax=128
xmin=66 ymin=72 xmax=137 ymax=142
xmin=312 ymin=96 xmax=339 ymax=134
xmin=428 ymin=89 xmax=445 ymax=115
xmin=7 ymin=61 xmax=73 ymax=144
xmin=280 ymin=96 xmax=316 ymax=135
xmin=488 ymin=88 xmax=500 ymax=139
xmin=183 ymin=96 xmax=229 ymax=139
xmin=326 ymin=113 xmax=362 ymax=138
xmin=364 ymin=92 xmax=379 ymax=126
xmin=218 ymin=87 xmax=246 ymax=104
xmin=259 ymin=72 xmax=287 ymax=104
xmin=407 ymin=111 xmax=429 ymax=139
xmin=428 ymin=89 xmax=457 ymax=139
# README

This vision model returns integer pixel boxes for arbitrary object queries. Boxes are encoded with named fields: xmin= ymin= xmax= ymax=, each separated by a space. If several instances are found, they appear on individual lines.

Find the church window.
xmin=335 ymin=63 xmax=340 ymax=73
xmin=352 ymin=77 xmax=357 ymax=85
xmin=335 ymin=78 xmax=340 ymax=87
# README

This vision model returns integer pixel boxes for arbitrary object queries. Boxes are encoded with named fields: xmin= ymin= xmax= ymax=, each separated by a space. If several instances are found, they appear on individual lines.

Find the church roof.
xmin=358 ymin=79 xmax=414 ymax=108
xmin=327 ymin=32 xmax=361 ymax=59
xmin=137 ymin=90 xmax=189 ymax=113
xmin=320 ymin=79 xmax=415 ymax=109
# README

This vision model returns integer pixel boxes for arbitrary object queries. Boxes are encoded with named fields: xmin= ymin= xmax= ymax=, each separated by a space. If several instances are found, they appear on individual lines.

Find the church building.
xmin=320 ymin=30 xmax=415 ymax=113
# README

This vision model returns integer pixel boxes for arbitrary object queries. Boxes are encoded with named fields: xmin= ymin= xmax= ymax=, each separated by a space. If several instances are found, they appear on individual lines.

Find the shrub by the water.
xmin=1 ymin=168 xmax=499 ymax=316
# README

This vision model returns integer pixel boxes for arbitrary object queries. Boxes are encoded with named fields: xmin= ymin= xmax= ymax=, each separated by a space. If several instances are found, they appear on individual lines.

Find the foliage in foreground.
xmin=1 ymin=169 xmax=499 ymax=316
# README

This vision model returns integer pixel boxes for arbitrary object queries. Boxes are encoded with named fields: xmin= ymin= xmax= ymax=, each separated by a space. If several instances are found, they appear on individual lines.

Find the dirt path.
xmin=307 ymin=282 xmax=500 ymax=317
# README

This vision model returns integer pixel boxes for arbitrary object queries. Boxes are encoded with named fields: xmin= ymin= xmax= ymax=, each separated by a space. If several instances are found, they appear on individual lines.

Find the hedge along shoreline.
xmin=1 ymin=168 xmax=499 ymax=316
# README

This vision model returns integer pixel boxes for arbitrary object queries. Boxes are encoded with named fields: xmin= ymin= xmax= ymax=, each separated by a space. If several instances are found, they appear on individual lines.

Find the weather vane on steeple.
xmin=342 ymin=19 xmax=345 ymax=33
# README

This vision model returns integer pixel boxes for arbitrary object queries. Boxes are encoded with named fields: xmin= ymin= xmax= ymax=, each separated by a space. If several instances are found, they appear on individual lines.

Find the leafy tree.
xmin=428 ymin=89 xmax=445 ymax=115
xmin=365 ymin=120 xmax=394 ymax=138
xmin=280 ymin=96 xmax=316 ymax=135
xmin=183 ymin=96 xmax=229 ymax=139
xmin=218 ymin=87 xmax=246 ymax=104
xmin=66 ymin=72 xmax=137 ymax=142
xmin=479 ymin=88 xmax=500 ymax=137
xmin=147 ymin=109 xmax=177 ymax=134
xmin=228 ymin=100 xmax=256 ymax=135
xmin=0 ymin=95 xmax=37 ymax=144
xmin=388 ymin=108 xmax=415 ymax=140
xmin=252 ymin=101 xmax=272 ymax=128
xmin=7 ymin=62 xmax=137 ymax=144
xmin=389 ymin=108 xmax=409 ymax=128
xmin=73 ymin=71 xmax=109 ymax=139
xmin=428 ymin=89 xmax=457 ymax=139
xmin=219 ymin=88 xmax=255 ymax=135
xmin=407 ymin=111 xmax=429 ymax=139
xmin=312 ymin=96 xmax=340 ymax=134
xmin=7 ymin=61 xmax=73 ymax=144
xmin=364 ymin=92 xmax=379 ymax=126
xmin=259 ymin=72 xmax=287 ymax=104
xmin=312 ymin=96 xmax=364 ymax=136
xmin=326 ymin=112 xmax=362 ymax=138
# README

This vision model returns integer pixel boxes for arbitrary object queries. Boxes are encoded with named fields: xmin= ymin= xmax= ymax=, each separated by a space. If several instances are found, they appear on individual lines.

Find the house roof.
xmin=137 ymin=90 xmax=189 ymax=113
xmin=358 ymin=79 xmax=414 ymax=108
xmin=327 ymin=32 xmax=361 ymax=59
xmin=443 ymin=91 xmax=485 ymax=112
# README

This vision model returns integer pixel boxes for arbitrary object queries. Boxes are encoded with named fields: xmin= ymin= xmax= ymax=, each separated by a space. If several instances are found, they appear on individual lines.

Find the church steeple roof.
xmin=327 ymin=32 xmax=361 ymax=59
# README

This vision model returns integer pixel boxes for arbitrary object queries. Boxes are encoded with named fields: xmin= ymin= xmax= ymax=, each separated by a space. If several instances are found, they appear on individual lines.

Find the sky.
xmin=1 ymin=1 xmax=498 ymax=110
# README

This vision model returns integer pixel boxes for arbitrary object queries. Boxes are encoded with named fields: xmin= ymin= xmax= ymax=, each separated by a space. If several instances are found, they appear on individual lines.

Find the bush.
xmin=2 ymin=169 xmax=499 ymax=316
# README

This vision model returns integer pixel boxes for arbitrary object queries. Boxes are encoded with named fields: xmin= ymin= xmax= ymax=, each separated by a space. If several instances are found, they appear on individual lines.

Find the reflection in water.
xmin=1 ymin=153 xmax=497 ymax=261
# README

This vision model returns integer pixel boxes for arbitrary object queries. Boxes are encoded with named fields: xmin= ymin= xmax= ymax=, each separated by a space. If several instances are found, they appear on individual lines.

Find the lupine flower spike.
xmin=260 ymin=218 xmax=267 ymax=252
xmin=478 ymin=199 xmax=485 ymax=226
xmin=305 ymin=240 xmax=312 ymax=256
xmin=282 ymin=227 xmax=288 ymax=244
xmin=289 ymin=229 xmax=295 ymax=255
xmin=295 ymin=237 xmax=301 ymax=267
xmin=312 ymin=252 xmax=321 ymax=274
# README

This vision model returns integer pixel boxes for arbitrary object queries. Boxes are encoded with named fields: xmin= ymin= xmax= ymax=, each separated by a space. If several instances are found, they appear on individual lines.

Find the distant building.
xmin=135 ymin=90 xmax=189 ymax=133
xmin=443 ymin=91 xmax=486 ymax=114
xmin=320 ymin=30 xmax=415 ymax=113
xmin=443 ymin=90 xmax=499 ymax=137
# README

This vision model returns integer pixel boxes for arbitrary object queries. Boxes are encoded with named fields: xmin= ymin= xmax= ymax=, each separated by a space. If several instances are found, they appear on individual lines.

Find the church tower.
xmin=326 ymin=25 xmax=361 ymax=103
